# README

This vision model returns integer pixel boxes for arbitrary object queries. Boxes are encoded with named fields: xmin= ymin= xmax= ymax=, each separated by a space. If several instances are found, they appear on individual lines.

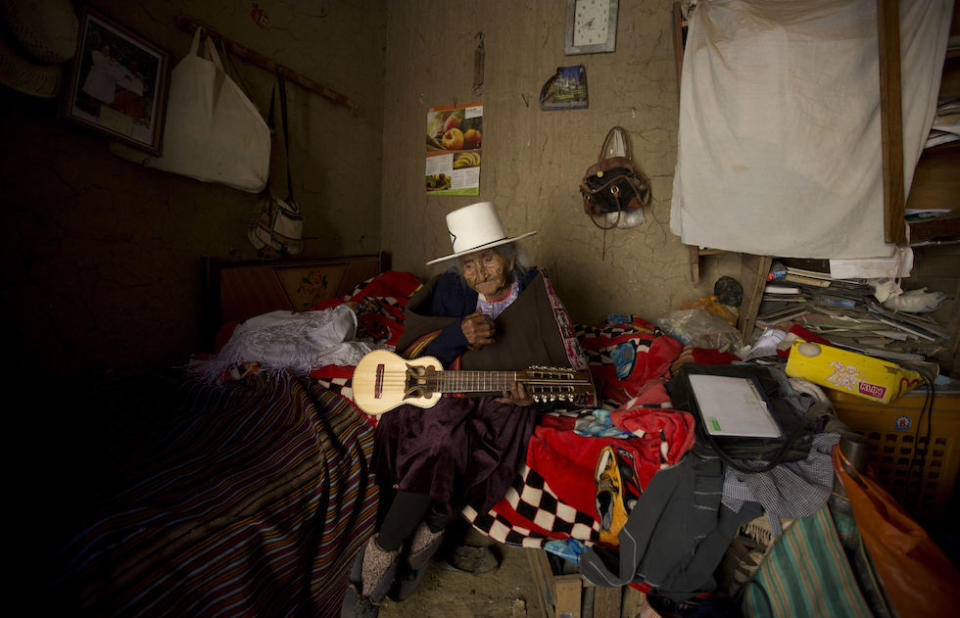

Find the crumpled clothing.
xmin=200 ymin=304 xmax=373 ymax=380
xmin=576 ymin=317 xmax=682 ymax=406
xmin=611 ymin=380 xmax=697 ymax=465
xmin=580 ymin=446 xmax=763 ymax=599
xmin=544 ymin=538 xmax=590 ymax=564
xmin=722 ymin=432 xmax=840 ymax=536
xmin=574 ymin=409 xmax=633 ymax=439
xmin=527 ymin=401 xmax=696 ymax=518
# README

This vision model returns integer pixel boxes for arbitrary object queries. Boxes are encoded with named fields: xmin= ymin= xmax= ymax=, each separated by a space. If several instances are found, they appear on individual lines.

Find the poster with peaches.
xmin=425 ymin=103 xmax=482 ymax=195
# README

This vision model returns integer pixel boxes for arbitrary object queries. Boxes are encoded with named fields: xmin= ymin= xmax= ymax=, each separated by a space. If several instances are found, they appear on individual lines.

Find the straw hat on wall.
xmin=0 ymin=0 xmax=78 ymax=98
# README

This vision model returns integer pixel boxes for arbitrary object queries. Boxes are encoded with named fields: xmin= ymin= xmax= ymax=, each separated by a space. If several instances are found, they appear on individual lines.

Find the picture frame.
xmin=564 ymin=0 xmax=619 ymax=55
xmin=65 ymin=7 xmax=170 ymax=155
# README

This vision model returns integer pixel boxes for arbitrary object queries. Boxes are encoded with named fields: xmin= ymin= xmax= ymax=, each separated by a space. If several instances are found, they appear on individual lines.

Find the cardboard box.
xmin=785 ymin=341 xmax=921 ymax=403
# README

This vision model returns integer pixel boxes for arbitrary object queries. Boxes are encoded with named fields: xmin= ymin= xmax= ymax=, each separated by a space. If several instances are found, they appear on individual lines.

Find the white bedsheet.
xmin=671 ymin=0 xmax=952 ymax=258
xmin=203 ymin=304 xmax=374 ymax=378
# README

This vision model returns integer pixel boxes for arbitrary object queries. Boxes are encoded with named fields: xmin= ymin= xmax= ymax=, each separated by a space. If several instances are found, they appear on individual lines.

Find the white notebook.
xmin=688 ymin=374 xmax=783 ymax=439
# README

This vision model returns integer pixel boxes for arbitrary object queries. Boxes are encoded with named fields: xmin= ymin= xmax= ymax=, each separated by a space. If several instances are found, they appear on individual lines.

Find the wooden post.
xmin=174 ymin=16 xmax=358 ymax=114
xmin=876 ymin=0 xmax=906 ymax=244
xmin=739 ymin=254 xmax=773 ymax=341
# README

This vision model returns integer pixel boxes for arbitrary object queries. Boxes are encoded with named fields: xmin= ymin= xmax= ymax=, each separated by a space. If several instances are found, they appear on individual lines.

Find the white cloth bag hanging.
xmin=146 ymin=29 xmax=270 ymax=192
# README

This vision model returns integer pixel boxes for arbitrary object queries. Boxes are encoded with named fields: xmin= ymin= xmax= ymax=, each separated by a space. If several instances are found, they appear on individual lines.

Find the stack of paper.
xmin=926 ymin=96 xmax=960 ymax=149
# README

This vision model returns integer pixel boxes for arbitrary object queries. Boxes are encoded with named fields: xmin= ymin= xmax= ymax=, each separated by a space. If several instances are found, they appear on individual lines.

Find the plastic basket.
xmin=828 ymin=389 xmax=960 ymax=523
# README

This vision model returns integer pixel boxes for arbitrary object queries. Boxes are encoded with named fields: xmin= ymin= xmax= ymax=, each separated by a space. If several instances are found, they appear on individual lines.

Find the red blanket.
xmin=312 ymin=274 xmax=702 ymax=552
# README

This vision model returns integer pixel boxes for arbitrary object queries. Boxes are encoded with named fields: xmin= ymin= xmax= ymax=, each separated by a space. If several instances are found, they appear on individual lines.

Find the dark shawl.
xmin=396 ymin=268 xmax=573 ymax=370
xmin=376 ymin=267 xmax=580 ymax=524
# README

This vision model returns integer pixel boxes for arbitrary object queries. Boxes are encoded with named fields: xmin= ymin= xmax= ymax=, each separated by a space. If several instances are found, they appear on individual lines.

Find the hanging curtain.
xmin=670 ymin=0 xmax=952 ymax=258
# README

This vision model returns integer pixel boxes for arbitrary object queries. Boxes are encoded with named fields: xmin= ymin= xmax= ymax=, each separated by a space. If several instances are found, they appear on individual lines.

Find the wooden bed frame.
xmin=200 ymin=252 xmax=389 ymax=351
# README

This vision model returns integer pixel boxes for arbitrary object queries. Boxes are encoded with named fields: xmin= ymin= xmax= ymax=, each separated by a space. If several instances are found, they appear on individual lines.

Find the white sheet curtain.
xmin=670 ymin=0 xmax=953 ymax=259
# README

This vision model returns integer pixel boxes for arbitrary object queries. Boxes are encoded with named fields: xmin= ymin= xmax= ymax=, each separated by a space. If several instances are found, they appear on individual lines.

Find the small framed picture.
xmin=65 ymin=8 xmax=170 ymax=155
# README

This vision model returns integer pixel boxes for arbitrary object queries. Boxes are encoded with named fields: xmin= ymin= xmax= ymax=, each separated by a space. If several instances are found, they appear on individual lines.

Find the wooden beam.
xmin=174 ymin=16 xmax=357 ymax=114
xmin=672 ymin=2 xmax=685 ymax=90
xmin=876 ymin=0 xmax=906 ymax=243
xmin=739 ymin=254 xmax=773 ymax=341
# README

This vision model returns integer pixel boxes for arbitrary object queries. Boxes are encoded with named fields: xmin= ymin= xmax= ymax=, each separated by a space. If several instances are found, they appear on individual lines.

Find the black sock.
xmin=377 ymin=491 xmax=430 ymax=551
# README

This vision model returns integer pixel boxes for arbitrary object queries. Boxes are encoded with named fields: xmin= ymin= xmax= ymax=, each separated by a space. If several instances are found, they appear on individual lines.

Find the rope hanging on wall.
xmin=473 ymin=32 xmax=484 ymax=96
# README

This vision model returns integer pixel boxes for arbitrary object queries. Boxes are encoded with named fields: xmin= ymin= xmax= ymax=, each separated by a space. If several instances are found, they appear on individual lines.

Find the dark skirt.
xmin=374 ymin=396 xmax=539 ymax=524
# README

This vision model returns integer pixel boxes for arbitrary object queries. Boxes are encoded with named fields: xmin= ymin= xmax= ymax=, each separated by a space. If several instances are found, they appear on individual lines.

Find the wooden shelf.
xmin=907 ymin=143 xmax=960 ymax=213
xmin=908 ymin=211 xmax=960 ymax=245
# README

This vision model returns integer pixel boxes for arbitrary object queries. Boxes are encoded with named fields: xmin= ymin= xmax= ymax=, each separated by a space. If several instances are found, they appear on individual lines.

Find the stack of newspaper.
xmin=756 ymin=261 xmax=950 ymax=363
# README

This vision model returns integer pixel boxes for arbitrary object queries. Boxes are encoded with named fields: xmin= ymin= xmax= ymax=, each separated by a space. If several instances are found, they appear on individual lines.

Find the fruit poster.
xmin=425 ymin=103 xmax=482 ymax=196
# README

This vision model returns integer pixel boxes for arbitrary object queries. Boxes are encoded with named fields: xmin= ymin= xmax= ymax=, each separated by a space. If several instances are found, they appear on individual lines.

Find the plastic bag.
xmin=681 ymin=295 xmax=739 ymax=326
xmin=834 ymin=446 xmax=960 ymax=618
xmin=655 ymin=308 xmax=742 ymax=353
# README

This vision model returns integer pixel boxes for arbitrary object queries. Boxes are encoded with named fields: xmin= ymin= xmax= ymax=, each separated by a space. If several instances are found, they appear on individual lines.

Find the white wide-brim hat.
xmin=426 ymin=201 xmax=536 ymax=266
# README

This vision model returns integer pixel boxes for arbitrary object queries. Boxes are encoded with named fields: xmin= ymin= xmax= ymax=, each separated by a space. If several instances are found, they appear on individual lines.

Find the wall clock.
xmin=565 ymin=0 xmax=618 ymax=55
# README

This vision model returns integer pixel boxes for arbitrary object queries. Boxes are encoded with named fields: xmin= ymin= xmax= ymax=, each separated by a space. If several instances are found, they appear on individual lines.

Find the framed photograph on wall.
xmin=65 ymin=7 xmax=170 ymax=155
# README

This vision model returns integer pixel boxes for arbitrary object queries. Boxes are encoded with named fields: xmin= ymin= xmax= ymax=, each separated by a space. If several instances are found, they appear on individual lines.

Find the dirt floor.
xmin=376 ymin=529 xmax=654 ymax=618
xmin=378 ymin=535 xmax=547 ymax=618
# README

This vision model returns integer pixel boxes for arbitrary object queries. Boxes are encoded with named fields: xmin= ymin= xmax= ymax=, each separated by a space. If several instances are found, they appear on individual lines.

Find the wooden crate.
xmin=524 ymin=548 xmax=624 ymax=618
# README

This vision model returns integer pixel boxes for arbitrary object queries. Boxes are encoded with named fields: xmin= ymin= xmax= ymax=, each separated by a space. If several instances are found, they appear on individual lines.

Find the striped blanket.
xmin=46 ymin=371 xmax=377 ymax=617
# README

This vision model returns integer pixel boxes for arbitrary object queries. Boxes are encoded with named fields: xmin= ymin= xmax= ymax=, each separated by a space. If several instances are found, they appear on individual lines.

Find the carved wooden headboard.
xmin=200 ymin=252 xmax=388 ymax=351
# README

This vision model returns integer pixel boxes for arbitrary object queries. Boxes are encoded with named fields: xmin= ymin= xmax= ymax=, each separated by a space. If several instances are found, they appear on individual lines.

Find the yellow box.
xmin=784 ymin=341 xmax=922 ymax=403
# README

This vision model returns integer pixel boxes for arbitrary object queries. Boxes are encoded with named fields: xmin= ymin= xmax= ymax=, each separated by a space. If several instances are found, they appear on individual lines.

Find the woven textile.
xmin=742 ymin=506 xmax=872 ymax=618
xmin=48 ymin=372 xmax=378 ymax=617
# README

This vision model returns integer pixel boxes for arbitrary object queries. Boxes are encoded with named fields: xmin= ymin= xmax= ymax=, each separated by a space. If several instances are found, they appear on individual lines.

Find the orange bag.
xmin=834 ymin=446 xmax=960 ymax=617
xmin=681 ymin=295 xmax=739 ymax=326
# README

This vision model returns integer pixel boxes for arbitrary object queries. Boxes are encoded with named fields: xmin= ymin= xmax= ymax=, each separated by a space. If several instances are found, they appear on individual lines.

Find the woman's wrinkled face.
xmin=460 ymin=249 xmax=514 ymax=298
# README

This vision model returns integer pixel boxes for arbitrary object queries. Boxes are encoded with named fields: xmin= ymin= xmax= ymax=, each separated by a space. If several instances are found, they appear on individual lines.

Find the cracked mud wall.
xmin=2 ymin=0 xmax=386 ymax=373
xmin=380 ymin=0 xmax=737 ymax=325
xmin=2 ymin=0 xmax=741 ymax=375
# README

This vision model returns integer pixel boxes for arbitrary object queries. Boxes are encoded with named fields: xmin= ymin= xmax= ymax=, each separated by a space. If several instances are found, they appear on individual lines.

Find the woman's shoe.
xmin=341 ymin=584 xmax=380 ymax=618
xmin=408 ymin=523 xmax=445 ymax=570
xmin=342 ymin=536 xmax=394 ymax=618
xmin=357 ymin=535 xmax=401 ymax=604
xmin=390 ymin=524 xmax=445 ymax=602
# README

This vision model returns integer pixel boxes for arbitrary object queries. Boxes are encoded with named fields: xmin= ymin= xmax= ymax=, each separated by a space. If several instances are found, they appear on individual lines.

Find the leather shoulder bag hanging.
xmin=580 ymin=126 xmax=651 ymax=231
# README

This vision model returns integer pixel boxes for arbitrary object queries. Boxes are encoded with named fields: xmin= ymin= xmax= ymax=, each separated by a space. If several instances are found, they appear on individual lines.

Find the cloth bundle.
xmin=146 ymin=28 xmax=270 ymax=192
xmin=201 ymin=304 xmax=373 ymax=380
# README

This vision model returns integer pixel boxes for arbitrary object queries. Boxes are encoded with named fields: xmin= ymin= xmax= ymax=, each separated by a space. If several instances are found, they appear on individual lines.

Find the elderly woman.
xmin=343 ymin=202 xmax=586 ymax=616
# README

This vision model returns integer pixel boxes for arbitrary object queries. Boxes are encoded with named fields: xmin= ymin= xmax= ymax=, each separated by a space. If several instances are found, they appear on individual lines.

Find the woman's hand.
xmin=496 ymin=382 xmax=534 ymax=406
xmin=461 ymin=309 xmax=495 ymax=348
